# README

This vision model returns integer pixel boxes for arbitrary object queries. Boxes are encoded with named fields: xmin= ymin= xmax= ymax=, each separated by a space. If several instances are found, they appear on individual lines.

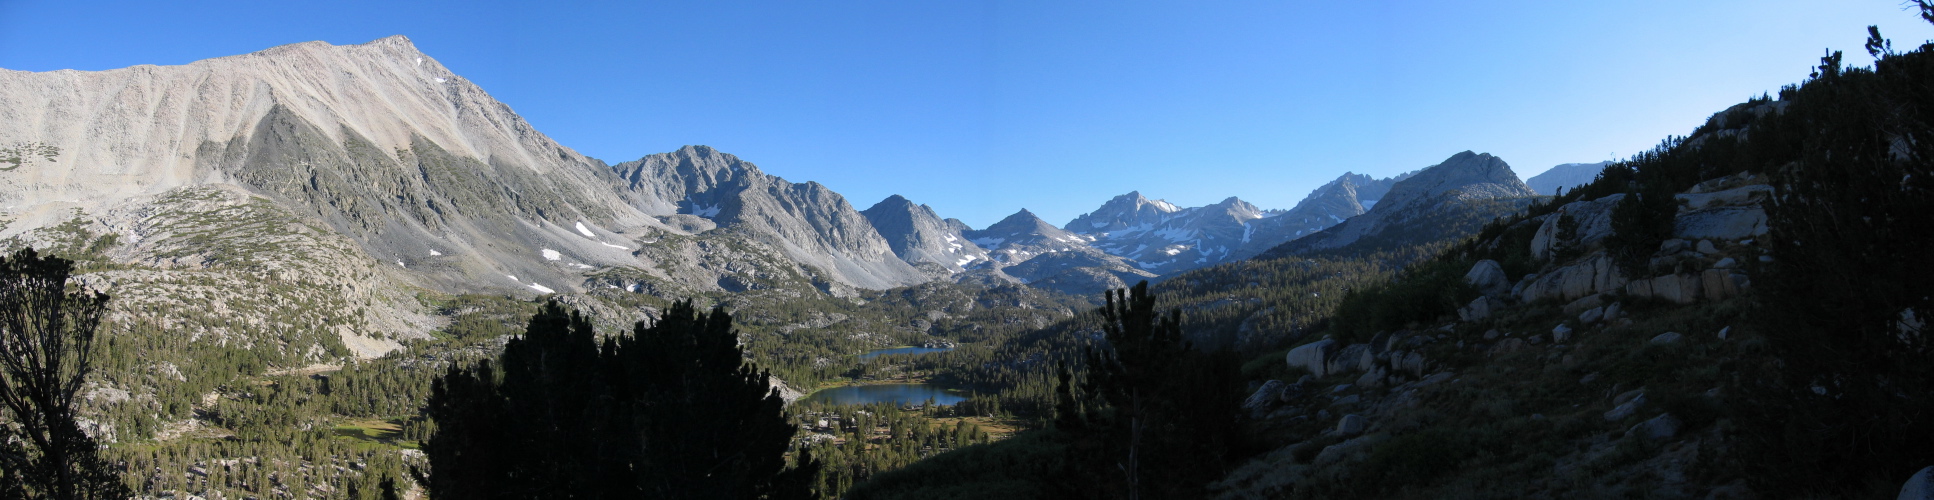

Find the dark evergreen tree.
xmin=1734 ymin=27 xmax=1934 ymax=492
xmin=1054 ymin=282 xmax=1240 ymax=500
xmin=422 ymin=300 xmax=817 ymax=499
xmin=0 ymin=248 xmax=131 ymax=500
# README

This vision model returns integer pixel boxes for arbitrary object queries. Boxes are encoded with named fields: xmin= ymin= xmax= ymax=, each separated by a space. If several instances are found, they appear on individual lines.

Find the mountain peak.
xmin=1066 ymin=191 xmax=1181 ymax=233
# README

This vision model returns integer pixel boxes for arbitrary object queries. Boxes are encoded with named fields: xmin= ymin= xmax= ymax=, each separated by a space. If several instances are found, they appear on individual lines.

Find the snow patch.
xmin=529 ymin=283 xmax=556 ymax=294
xmin=541 ymin=249 xmax=562 ymax=261
xmin=429 ymin=249 xmax=443 ymax=256
xmin=396 ymin=260 xmax=406 ymax=268
xmin=575 ymin=221 xmax=597 ymax=238
xmin=971 ymin=237 xmax=1005 ymax=249
xmin=434 ymin=77 xmax=447 ymax=83
xmin=507 ymin=275 xmax=518 ymax=281
xmin=1361 ymin=199 xmax=1379 ymax=210
xmin=414 ymin=57 xmax=423 ymax=66
xmin=601 ymin=242 xmax=630 ymax=250
xmin=689 ymin=201 xmax=722 ymax=218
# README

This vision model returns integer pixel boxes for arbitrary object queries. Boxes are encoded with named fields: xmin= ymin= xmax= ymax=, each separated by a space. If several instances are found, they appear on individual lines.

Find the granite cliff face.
xmin=861 ymin=194 xmax=990 ymax=274
xmin=607 ymin=146 xmax=925 ymax=290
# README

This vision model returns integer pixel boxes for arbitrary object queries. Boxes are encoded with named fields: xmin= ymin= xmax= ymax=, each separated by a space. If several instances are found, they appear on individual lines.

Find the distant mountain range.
xmin=0 ymin=35 xmax=1568 ymax=359
xmin=1525 ymin=161 xmax=1612 ymax=195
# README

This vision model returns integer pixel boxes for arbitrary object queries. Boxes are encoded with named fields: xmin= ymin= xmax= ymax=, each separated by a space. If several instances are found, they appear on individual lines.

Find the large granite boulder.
xmin=1530 ymin=194 xmax=1624 ymax=260
xmin=1286 ymin=339 xmax=1337 ymax=377
xmin=1518 ymin=254 xmax=1625 ymax=303
xmin=1465 ymin=260 xmax=1510 ymax=297
xmin=1901 ymin=466 xmax=1934 ymax=500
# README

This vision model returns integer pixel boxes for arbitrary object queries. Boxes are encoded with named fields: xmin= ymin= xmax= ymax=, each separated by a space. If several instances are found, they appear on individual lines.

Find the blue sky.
xmin=3 ymin=1 xmax=1930 ymax=228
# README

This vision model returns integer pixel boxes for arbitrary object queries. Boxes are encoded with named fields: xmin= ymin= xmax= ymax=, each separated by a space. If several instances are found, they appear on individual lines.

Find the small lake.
xmin=858 ymin=346 xmax=953 ymax=360
xmin=802 ymin=383 xmax=967 ymax=406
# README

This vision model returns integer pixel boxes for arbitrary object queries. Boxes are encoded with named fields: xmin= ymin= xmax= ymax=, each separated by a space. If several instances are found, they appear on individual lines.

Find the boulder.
xmin=1603 ymin=302 xmax=1623 ymax=321
xmin=1398 ymin=351 xmax=1427 ymax=377
xmin=1530 ymin=194 xmax=1625 ymax=260
xmin=1900 ymin=466 xmax=1934 ymax=500
xmin=1650 ymin=332 xmax=1685 ymax=345
xmin=1552 ymin=323 xmax=1574 ymax=343
xmin=1465 ymin=260 xmax=1511 ymax=297
xmin=1243 ymin=380 xmax=1287 ymax=416
xmin=1696 ymin=239 xmax=1720 ymax=255
xmin=1355 ymin=367 xmax=1386 ymax=389
xmin=1675 ymin=206 xmax=1769 ymax=240
xmin=1328 ymin=344 xmax=1370 ymax=376
xmin=1519 ymin=254 xmax=1626 ymax=303
xmin=1579 ymin=306 xmax=1605 ymax=324
xmin=1630 ymin=413 xmax=1682 ymax=440
xmin=1286 ymin=339 xmax=1337 ymax=377
xmin=1604 ymin=392 xmax=1646 ymax=421
xmin=1713 ymin=257 xmax=1737 ymax=269
xmin=1457 ymin=296 xmax=1493 ymax=322
xmin=1510 ymin=273 xmax=1538 ymax=297
xmin=1337 ymin=414 xmax=1367 ymax=437
xmin=1702 ymin=269 xmax=1741 ymax=301
xmin=1658 ymin=238 xmax=1689 ymax=254
xmin=1629 ymin=273 xmax=1704 ymax=304
xmin=1675 ymin=184 xmax=1772 ymax=211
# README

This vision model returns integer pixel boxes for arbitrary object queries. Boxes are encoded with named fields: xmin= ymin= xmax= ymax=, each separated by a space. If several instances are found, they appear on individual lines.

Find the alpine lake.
xmin=802 ymin=346 xmax=964 ymax=406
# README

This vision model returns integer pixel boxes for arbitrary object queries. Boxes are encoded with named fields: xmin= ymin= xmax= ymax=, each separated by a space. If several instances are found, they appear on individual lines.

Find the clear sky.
xmin=2 ymin=1 xmax=1929 ymax=228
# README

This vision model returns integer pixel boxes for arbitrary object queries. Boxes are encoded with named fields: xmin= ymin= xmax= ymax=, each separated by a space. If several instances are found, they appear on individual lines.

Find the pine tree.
xmin=0 ymin=248 xmax=131 ymax=500
xmin=422 ymin=300 xmax=818 ymax=499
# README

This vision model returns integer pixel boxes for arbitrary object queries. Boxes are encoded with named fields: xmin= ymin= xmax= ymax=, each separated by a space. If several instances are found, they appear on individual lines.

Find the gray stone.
xmin=1243 ymin=380 xmax=1287 ymax=415
xmin=1331 ymin=384 xmax=1353 ymax=394
xmin=1604 ymin=393 xmax=1646 ymax=421
xmin=1519 ymin=254 xmax=1626 ymax=303
xmin=1458 ymin=295 xmax=1493 ymax=322
xmin=1465 ymin=260 xmax=1511 ymax=296
xmin=1696 ymin=239 xmax=1720 ymax=254
xmin=1483 ymin=329 xmax=1501 ymax=340
xmin=1337 ymin=414 xmax=1367 ymax=436
xmin=1355 ymin=367 xmax=1386 ymax=389
xmin=1717 ymin=326 xmax=1731 ymax=340
xmin=1398 ymin=351 xmax=1427 ymax=377
xmin=1328 ymin=344 xmax=1370 ymax=376
xmin=1630 ymin=413 xmax=1682 ymax=440
xmin=1675 ymin=206 xmax=1770 ymax=240
xmin=1713 ymin=257 xmax=1737 ymax=269
xmin=1899 ymin=466 xmax=1934 ymax=500
xmin=1703 ymin=269 xmax=1741 ymax=300
xmin=1675 ymin=184 xmax=1772 ymax=211
xmin=1330 ymin=394 xmax=1361 ymax=407
xmin=1552 ymin=324 xmax=1574 ymax=343
xmin=1650 ymin=332 xmax=1684 ymax=345
xmin=1286 ymin=339 xmax=1336 ymax=377
xmin=1579 ymin=306 xmax=1605 ymax=324
xmin=1603 ymin=302 xmax=1623 ymax=321
xmin=1759 ymin=254 xmax=1774 ymax=263
xmin=1658 ymin=238 xmax=1690 ymax=254
xmin=1530 ymin=194 xmax=1625 ymax=260
xmin=1511 ymin=273 xmax=1538 ymax=297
